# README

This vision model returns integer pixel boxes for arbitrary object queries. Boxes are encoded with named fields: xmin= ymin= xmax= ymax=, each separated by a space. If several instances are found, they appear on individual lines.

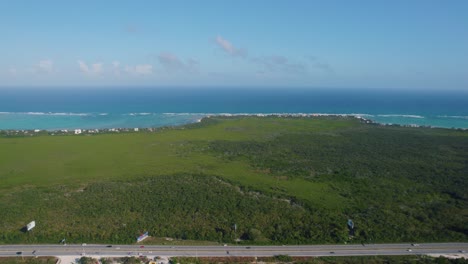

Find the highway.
xmin=0 ymin=243 xmax=467 ymax=258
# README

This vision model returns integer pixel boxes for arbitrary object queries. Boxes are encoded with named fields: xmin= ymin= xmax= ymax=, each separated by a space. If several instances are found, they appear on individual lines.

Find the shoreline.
xmin=1 ymin=114 xmax=466 ymax=137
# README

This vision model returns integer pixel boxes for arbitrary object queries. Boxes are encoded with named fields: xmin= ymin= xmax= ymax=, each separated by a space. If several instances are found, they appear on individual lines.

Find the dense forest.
xmin=208 ymin=124 xmax=468 ymax=243
xmin=0 ymin=117 xmax=466 ymax=244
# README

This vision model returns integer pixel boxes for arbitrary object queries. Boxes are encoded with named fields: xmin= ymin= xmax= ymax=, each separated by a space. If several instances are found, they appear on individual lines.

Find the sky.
xmin=0 ymin=0 xmax=467 ymax=90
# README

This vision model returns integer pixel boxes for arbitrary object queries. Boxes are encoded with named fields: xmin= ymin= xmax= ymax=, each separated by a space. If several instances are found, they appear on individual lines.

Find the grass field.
xmin=0 ymin=257 xmax=57 ymax=264
xmin=0 ymin=116 xmax=467 ymax=244
xmin=172 ymin=255 xmax=468 ymax=264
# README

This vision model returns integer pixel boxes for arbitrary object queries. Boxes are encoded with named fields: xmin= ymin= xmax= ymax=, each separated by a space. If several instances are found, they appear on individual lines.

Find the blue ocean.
xmin=0 ymin=88 xmax=467 ymax=130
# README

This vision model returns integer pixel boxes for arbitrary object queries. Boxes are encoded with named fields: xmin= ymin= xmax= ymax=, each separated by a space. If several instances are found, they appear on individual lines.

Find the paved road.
xmin=0 ymin=243 xmax=467 ymax=258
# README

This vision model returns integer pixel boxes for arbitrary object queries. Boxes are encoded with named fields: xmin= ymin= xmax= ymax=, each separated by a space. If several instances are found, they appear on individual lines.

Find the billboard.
xmin=27 ymin=221 xmax=36 ymax=231
xmin=137 ymin=231 xmax=148 ymax=242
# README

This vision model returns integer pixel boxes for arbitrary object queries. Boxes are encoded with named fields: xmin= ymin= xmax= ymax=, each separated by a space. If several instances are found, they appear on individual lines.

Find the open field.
xmin=0 ymin=116 xmax=467 ymax=244
xmin=0 ymin=257 xmax=57 ymax=264
xmin=172 ymin=255 xmax=468 ymax=264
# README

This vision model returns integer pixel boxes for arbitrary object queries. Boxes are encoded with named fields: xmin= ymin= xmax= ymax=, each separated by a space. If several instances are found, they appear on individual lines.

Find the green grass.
xmin=172 ymin=255 xmax=468 ymax=264
xmin=0 ymin=258 xmax=57 ymax=264
xmin=0 ymin=116 xmax=466 ymax=245
xmin=0 ymin=116 xmax=353 ymax=207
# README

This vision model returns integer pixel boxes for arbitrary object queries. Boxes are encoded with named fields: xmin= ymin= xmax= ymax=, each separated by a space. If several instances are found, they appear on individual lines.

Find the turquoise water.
xmin=0 ymin=88 xmax=467 ymax=130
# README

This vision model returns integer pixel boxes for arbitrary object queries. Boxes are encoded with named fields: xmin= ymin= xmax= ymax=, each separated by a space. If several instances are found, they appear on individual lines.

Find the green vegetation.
xmin=1 ymin=256 xmax=467 ymax=264
xmin=77 ymin=257 xmax=98 ymax=264
xmin=171 ymin=255 xmax=468 ymax=264
xmin=0 ymin=257 xmax=57 ymax=264
xmin=0 ymin=116 xmax=467 ymax=244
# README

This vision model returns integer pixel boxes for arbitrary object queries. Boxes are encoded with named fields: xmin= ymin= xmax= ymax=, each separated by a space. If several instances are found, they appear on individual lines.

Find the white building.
xmin=74 ymin=129 xmax=82 ymax=134
xmin=134 ymin=128 xmax=139 ymax=132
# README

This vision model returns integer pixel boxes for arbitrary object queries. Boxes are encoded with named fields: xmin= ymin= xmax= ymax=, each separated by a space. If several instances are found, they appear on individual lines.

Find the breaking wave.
xmin=437 ymin=115 xmax=468 ymax=120
xmin=376 ymin=114 xmax=425 ymax=119
xmin=0 ymin=112 xmax=92 ymax=116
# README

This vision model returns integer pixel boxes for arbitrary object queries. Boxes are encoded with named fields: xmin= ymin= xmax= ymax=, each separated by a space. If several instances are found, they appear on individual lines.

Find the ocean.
xmin=0 ymin=88 xmax=467 ymax=130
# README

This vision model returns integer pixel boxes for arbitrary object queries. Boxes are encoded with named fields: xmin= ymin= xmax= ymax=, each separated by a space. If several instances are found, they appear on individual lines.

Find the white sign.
xmin=27 ymin=221 xmax=36 ymax=231
xmin=137 ymin=232 xmax=148 ymax=242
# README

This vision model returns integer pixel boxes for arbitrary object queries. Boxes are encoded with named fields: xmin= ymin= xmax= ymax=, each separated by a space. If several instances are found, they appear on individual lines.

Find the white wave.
xmin=437 ymin=115 xmax=468 ymax=120
xmin=0 ymin=112 xmax=90 ymax=116
xmin=49 ymin=112 xmax=90 ymax=116
xmin=163 ymin=113 xmax=208 ymax=116
xmin=162 ymin=112 xmax=379 ymax=119
xmin=349 ymin=113 xmax=375 ymax=117
xmin=127 ymin=112 xmax=153 ymax=116
xmin=376 ymin=114 xmax=425 ymax=119
xmin=98 ymin=113 xmax=109 ymax=116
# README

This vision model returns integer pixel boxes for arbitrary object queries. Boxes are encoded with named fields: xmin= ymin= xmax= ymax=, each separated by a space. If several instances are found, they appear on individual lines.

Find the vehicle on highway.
xmin=140 ymin=245 xmax=145 ymax=248
xmin=16 ymin=252 xmax=22 ymax=255
xmin=81 ymin=243 xmax=87 ymax=246
xmin=226 ymin=251 xmax=229 ymax=254
xmin=106 ymin=245 xmax=112 ymax=248
xmin=32 ymin=250 xmax=36 ymax=254
xmin=411 ymin=243 xmax=420 ymax=246
xmin=407 ymin=249 xmax=412 ymax=252
xmin=330 ymin=251 xmax=335 ymax=254
xmin=459 ymin=250 xmax=466 ymax=253
xmin=246 ymin=247 xmax=251 ymax=249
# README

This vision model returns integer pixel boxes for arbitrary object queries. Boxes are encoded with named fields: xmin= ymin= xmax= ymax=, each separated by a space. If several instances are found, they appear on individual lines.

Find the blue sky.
xmin=1 ymin=0 xmax=467 ymax=89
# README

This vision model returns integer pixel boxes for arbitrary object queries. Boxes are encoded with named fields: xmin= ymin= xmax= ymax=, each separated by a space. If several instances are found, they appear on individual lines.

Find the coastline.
xmin=1 ymin=114 xmax=466 ymax=137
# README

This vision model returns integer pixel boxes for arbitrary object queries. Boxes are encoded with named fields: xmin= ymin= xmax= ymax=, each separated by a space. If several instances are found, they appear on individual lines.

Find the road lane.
xmin=0 ymin=243 xmax=467 ymax=258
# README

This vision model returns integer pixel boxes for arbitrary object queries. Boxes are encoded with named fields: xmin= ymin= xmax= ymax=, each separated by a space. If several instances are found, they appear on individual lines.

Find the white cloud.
xmin=112 ymin=61 xmax=121 ymax=76
xmin=77 ymin=60 xmax=103 ymax=75
xmin=8 ymin=67 xmax=18 ymax=75
xmin=215 ymin=35 xmax=247 ymax=57
xmin=251 ymin=55 xmax=307 ymax=74
xmin=214 ymin=35 xmax=332 ymax=77
xmin=134 ymin=64 xmax=153 ymax=75
xmin=124 ymin=64 xmax=153 ymax=75
xmin=91 ymin=63 xmax=103 ymax=74
xmin=37 ymin=60 xmax=54 ymax=73
xmin=306 ymin=56 xmax=334 ymax=73
xmin=216 ymin=36 xmax=235 ymax=54
xmin=158 ymin=52 xmax=198 ymax=73
xmin=77 ymin=60 xmax=89 ymax=73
